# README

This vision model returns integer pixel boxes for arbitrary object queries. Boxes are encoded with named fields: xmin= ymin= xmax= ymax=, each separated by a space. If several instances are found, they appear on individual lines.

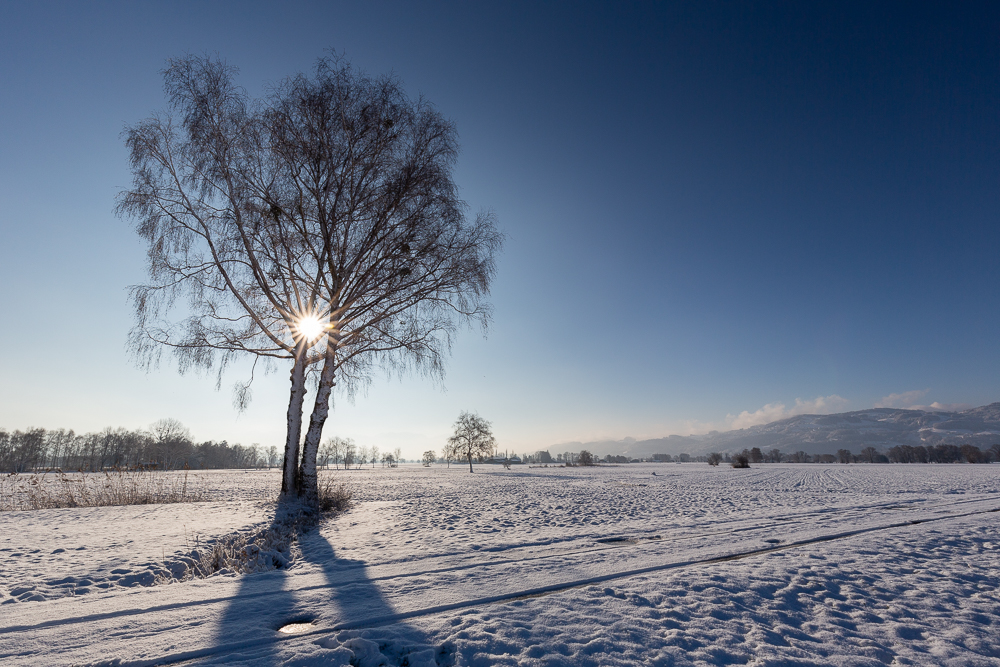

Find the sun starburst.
xmin=295 ymin=314 xmax=326 ymax=342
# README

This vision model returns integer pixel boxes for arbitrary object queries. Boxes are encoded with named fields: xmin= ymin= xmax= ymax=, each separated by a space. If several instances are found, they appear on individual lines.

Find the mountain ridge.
xmin=550 ymin=403 xmax=1000 ymax=458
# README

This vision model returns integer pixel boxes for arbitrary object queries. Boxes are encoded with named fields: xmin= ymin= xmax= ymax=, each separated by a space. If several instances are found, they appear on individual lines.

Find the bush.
xmin=707 ymin=453 xmax=722 ymax=466
xmin=317 ymin=475 xmax=352 ymax=513
xmin=731 ymin=453 xmax=750 ymax=468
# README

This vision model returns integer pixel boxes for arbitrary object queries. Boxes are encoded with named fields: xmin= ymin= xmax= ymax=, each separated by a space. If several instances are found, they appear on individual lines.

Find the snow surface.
xmin=2 ymin=464 xmax=1000 ymax=665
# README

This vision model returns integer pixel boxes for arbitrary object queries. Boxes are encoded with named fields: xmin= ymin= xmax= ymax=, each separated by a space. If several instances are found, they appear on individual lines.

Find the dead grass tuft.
xmin=318 ymin=475 xmax=352 ymax=513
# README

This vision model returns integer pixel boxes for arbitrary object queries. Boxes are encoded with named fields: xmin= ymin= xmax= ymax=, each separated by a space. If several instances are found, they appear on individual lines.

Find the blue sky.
xmin=1 ymin=1 xmax=997 ymax=457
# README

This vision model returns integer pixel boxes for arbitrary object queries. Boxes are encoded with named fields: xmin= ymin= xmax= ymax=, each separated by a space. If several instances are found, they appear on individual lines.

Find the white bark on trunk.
xmin=281 ymin=348 xmax=308 ymax=497
xmin=299 ymin=343 xmax=337 ymax=507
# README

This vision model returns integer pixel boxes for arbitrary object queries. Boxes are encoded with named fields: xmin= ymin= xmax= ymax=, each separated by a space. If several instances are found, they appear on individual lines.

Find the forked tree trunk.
xmin=281 ymin=348 xmax=308 ymax=498
xmin=298 ymin=344 xmax=338 ymax=508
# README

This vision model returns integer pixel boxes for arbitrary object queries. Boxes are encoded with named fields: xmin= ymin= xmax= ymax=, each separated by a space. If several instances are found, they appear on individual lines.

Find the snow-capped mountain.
xmin=555 ymin=403 xmax=1000 ymax=458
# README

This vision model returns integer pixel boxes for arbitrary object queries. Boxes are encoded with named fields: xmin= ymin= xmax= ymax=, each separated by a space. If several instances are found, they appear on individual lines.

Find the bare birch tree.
xmin=119 ymin=53 xmax=501 ymax=507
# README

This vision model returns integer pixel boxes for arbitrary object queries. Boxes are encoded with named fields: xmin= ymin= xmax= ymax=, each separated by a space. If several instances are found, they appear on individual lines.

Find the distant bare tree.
xmin=448 ymin=412 xmax=496 ymax=472
xmin=860 ymin=446 xmax=878 ymax=463
xmin=329 ymin=436 xmax=351 ymax=469
xmin=707 ymin=452 xmax=722 ymax=466
xmin=749 ymin=447 xmax=763 ymax=464
xmin=731 ymin=451 xmax=750 ymax=468
xmin=960 ymin=444 xmax=986 ymax=464
xmin=342 ymin=439 xmax=357 ymax=469
xmin=990 ymin=443 xmax=1000 ymax=463
xmin=317 ymin=439 xmax=335 ymax=469
xmin=422 ymin=450 xmax=435 ymax=466
xmin=149 ymin=419 xmax=193 ymax=470
xmin=578 ymin=450 xmax=595 ymax=466
xmin=120 ymin=54 xmax=501 ymax=508
xmin=836 ymin=448 xmax=852 ymax=464
xmin=0 ymin=429 xmax=46 ymax=473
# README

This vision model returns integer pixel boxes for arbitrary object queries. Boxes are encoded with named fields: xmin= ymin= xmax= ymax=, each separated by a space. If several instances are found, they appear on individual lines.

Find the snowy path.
xmin=3 ymin=465 xmax=1000 ymax=665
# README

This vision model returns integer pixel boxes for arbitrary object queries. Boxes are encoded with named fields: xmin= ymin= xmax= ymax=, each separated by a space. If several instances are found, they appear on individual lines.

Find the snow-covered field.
xmin=2 ymin=464 xmax=1000 ymax=666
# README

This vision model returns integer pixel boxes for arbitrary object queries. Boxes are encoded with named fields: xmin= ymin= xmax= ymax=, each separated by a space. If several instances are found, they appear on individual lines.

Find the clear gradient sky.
xmin=1 ymin=1 xmax=998 ymax=458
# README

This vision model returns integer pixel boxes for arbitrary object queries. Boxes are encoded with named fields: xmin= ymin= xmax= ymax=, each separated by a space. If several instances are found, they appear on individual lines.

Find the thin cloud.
xmin=874 ymin=389 xmax=929 ymax=409
xmin=725 ymin=395 xmax=850 ymax=430
xmin=910 ymin=401 xmax=973 ymax=413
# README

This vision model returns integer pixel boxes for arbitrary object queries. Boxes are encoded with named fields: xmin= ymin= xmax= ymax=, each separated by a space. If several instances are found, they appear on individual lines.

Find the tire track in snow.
xmin=2 ymin=493 xmax=995 ymax=640
xmin=103 ymin=502 xmax=1000 ymax=667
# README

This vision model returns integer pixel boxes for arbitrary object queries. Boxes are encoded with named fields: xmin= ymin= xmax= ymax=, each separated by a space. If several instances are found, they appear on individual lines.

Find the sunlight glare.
xmin=296 ymin=314 xmax=326 ymax=341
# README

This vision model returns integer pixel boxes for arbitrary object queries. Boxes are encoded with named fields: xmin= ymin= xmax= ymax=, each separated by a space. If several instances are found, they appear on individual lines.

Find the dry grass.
xmin=160 ymin=475 xmax=352 ymax=582
xmin=176 ymin=522 xmax=296 ymax=579
xmin=318 ymin=475 xmax=352 ymax=513
xmin=0 ymin=468 xmax=204 ymax=511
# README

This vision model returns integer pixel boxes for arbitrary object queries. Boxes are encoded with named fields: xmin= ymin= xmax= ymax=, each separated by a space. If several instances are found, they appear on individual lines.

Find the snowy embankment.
xmin=2 ymin=465 xmax=1000 ymax=665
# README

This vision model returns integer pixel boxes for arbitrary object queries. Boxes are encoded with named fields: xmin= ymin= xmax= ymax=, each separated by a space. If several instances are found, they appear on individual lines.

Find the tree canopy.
xmin=446 ymin=411 xmax=496 ymax=473
xmin=119 ymin=53 xmax=501 ymax=506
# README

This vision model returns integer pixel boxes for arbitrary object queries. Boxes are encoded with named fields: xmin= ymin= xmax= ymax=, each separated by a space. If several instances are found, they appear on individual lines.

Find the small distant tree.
xmin=578 ymin=450 xmax=594 ymax=466
xmin=749 ymin=447 xmax=763 ymax=464
xmin=537 ymin=450 xmax=554 ymax=463
xmin=328 ymin=437 xmax=348 ymax=469
xmin=766 ymin=448 xmax=782 ymax=463
xmin=836 ymin=448 xmax=852 ymax=464
xmin=731 ymin=450 xmax=750 ymax=468
xmin=422 ymin=450 xmax=435 ymax=466
xmin=149 ymin=418 xmax=193 ymax=470
xmin=960 ymin=444 xmax=986 ymax=463
xmin=989 ymin=443 xmax=1000 ymax=463
xmin=707 ymin=452 xmax=722 ymax=466
xmin=343 ymin=439 xmax=357 ymax=469
xmin=860 ymin=446 xmax=878 ymax=463
xmin=317 ymin=439 xmax=335 ymax=469
xmin=448 ymin=412 xmax=496 ymax=472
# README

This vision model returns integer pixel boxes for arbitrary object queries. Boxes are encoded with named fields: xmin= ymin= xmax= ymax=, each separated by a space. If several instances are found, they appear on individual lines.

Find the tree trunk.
xmin=298 ymin=343 xmax=338 ymax=508
xmin=468 ymin=453 xmax=473 ymax=473
xmin=280 ymin=347 xmax=308 ymax=498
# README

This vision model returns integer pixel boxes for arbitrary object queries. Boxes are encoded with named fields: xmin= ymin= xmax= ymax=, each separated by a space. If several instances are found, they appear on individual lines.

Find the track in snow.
xmin=2 ymin=492 xmax=992 ymax=639
xmin=131 ymin=501 xmax=1000 ymax=667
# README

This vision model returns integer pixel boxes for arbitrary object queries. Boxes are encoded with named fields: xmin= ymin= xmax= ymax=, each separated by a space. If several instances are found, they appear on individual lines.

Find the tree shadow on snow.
xmin=211 ymin=497 xmax=455 ymax=667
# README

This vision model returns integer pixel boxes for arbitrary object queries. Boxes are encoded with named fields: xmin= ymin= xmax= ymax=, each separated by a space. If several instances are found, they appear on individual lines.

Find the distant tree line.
xmin=521 ymin=443 xmax=1000 ymax=467
xmin=317 ymin=437 xmax=404 ymax=469
xmin=0 ymin=419 xmax=277 ymax=473
xmin=701 ymin=444 xmax=1000 ymax=466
